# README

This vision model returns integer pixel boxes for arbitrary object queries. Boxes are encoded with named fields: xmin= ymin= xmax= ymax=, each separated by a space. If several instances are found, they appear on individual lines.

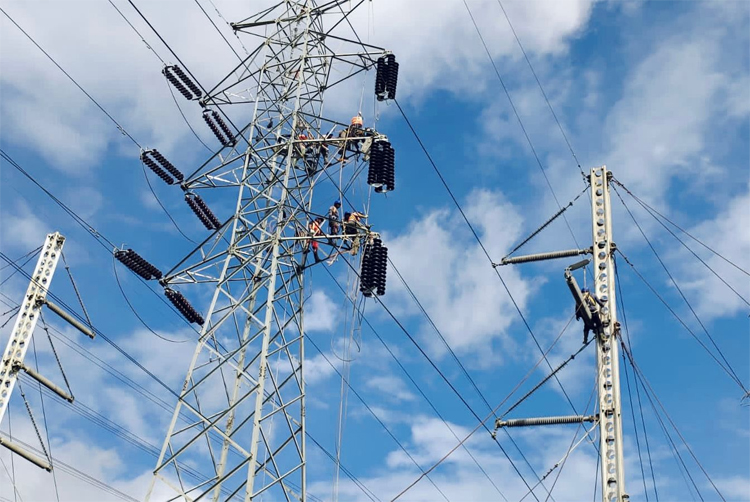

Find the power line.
xmin=107 ymin=0 xmax=216 ymax=155
xmin=393 ymin=97 xmax=594 ymax=445
xmin=106 ymin=0 xmax=165 ymax=64
xmin=29 ymin=338 xmax=61 ymax=502
xmin=124 ymin=0 xmax=248 ymax=143
xmin=621 ymin=342 xmax=726 ymax=502
xmin=305 ymin=337 xmax=452 ymax=502
xmin=138 ymin=157 xmax=197 ymax=243
xmin=0 ymin=10 xmax=195 ymax=243
xmin=613 ymin=180 xmax=749 ymax=277
xmin=112 ymin=257 xmax=189 ymax=343
xmin=615 ymin=249 xmax=747 ymax=392
xmin=615 ymin=262 xmax=658 ymax=501
xmin=276 ymin=156 xmax=550 ymax=496
xmin=385 ymin=257 xmax=553 ymax=500
xmin=0 ymin=240 xmax=383 ymax=502
xmin=192 ymin=0 xmax=244 ymax=64
xmin=163 ymin=77 xmax=214 ymax=153
xmin=0 ymin=253 xmax=181 ymax=401
xmin=320 ymin=264 xmax=509 ymax=501
xmin=458 ymin=0 xmax=586 ymax=250
xmin=613 ymin=187 xmax=746 ymax=392
xmin=0 ymin=434 xmax=140 ymax=502
xmin=614 ymin=181 xmax=749 ymax=305
xmin=0 ymin=7 xmax=142 ymax=149
xmin=389 ymin=314 xmax=585 ymax=502
xmin=0 ymin=248 xmax=41 ymax=289
xmin=493 ymin=0 xmax=584 ymax=176
xmin=0 ymin=150 xmax=203 ymax=336
xmin=0 ymin=150 xmax=117 ymax=251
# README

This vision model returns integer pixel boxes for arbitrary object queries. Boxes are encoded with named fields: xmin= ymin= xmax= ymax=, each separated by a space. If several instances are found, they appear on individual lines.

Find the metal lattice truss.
xmin=147 ymin=2 xmax=388 ymax=501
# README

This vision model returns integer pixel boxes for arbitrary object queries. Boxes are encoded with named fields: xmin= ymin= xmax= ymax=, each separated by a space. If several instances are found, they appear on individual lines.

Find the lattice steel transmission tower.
xmin=146 ymin=2 xmax=394 ymax=501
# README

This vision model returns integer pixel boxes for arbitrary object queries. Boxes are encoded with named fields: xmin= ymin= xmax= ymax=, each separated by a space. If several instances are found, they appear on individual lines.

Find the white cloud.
xmin=304 ymin=351 xmax=339 ymax=386
xmin=676 ymin=183 xmax=750 ymax=320
xmin=716 ymin=475 xmax=750 ymax=502
xmin=304 ymin=290 xmax=339 ymax=333
xmin=0 ymin=0 xmax=603 ymax=171
xmin=366 ymin=374 xmax=416 ymax=402
xmin=385 ymin=189 xmax=536 ymax=360
xmin=0 ymin=200 xmax=52 ymax=254
xmin=362 ymin=0 xmax=597 ymax=99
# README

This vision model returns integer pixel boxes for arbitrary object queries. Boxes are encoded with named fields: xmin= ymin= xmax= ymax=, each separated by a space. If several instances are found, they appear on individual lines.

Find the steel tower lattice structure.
xmin=146 ymin=2 xmax=391 ymax=501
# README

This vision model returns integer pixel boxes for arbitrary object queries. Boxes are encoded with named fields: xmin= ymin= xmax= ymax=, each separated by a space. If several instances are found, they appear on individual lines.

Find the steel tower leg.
xmin=591 ymin=166 xmax=628 ymax=502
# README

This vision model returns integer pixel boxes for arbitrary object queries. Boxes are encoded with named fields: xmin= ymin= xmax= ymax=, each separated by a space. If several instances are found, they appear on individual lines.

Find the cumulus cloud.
xmin=385 ymin=189 xmax=538 ymax=361
xmin=0 ymin=200 xmax=52 ymax=254
xmin=0 ymin=0 xmax=602 ymax=171
xmin=675 ymin=184 xmax=750 ymax=320
xmin=305 ymin=290 xmax=339 ymax=333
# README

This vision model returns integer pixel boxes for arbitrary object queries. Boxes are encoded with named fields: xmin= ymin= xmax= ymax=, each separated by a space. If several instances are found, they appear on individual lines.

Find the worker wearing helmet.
xmin=578 ymin=287 xmax=604 ymax=344
xmin=327 ymin=200 xmax=342 ymax=244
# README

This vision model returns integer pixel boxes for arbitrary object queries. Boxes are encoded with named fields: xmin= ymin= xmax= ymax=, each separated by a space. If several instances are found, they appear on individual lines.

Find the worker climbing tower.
xmin=145 ymin=2 xmax=395 ymax=501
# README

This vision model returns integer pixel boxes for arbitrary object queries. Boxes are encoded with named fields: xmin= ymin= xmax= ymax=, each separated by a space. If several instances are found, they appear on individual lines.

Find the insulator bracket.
xmin=495 ymin=248 xmax=591 ymax=266
xmin=495 ymin=414 xmax=598 ymax=429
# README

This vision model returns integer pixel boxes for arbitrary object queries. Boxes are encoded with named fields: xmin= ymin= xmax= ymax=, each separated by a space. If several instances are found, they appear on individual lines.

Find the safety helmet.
xmin=334 ymin=200 xmax=341 ymax=206
xmin=581 ymin=288 xmax=589 ymax=293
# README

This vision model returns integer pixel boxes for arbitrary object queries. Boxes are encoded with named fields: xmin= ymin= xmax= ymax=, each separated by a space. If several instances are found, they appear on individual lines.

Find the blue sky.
xmin=1 ymin=1 xmax=748 ymax=501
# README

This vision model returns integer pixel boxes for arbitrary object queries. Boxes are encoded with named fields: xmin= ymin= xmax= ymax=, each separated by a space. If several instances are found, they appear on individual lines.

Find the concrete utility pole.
xmin=493 ymin=166 xmax=628 ymax=501
xmin=589 ymin=165 xmax=626 ymax=502
xmin=0 ymin=232 xmax=93 ymax=471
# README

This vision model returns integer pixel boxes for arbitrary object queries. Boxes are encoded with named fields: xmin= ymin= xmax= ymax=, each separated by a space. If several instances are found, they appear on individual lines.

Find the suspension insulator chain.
xmin=368 ymin=139 xmax=395 ymax=193
xmin=185 ymin=193 xmax=221 ymax=230
xmin=360 ymin=238 xmax=388 ymax=297
xmin=115 ymin=249 xmax=163 ymax=280
xmin=375 ymin=54 xmax=399 ymax=101
xmin=165 ymin=288 xmax=204 ymax=325
xmin=163 ymin=65 xmax=202 ymax=100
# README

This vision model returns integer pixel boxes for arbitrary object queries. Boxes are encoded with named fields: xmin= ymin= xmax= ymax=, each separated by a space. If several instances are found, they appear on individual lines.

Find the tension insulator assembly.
xmin=185 ymin=193 xmax=221 ymax=230
xmin=162 ymin=65 xmax=202 ymax=100
xmin=165 ymin=288 xmax=204 ymax=325
xmin=141 ymin=149 xmax=184 ymax=184
xmin=115 ymin=248 xmax=163 ymax=280
xmin=202 ymin=109 xmax=236 ymax=147
xmin=367 ymin=139 xmax=395 ymax=193
xmin=375 ymin=54 xmax=398 ymax=101
xmin=360 ymin=238 xmax=388 ymax=297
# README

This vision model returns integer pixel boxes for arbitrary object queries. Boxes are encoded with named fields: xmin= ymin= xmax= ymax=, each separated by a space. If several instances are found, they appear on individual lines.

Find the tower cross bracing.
xmin=146 ymin=2 xmax=390 ymax=501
